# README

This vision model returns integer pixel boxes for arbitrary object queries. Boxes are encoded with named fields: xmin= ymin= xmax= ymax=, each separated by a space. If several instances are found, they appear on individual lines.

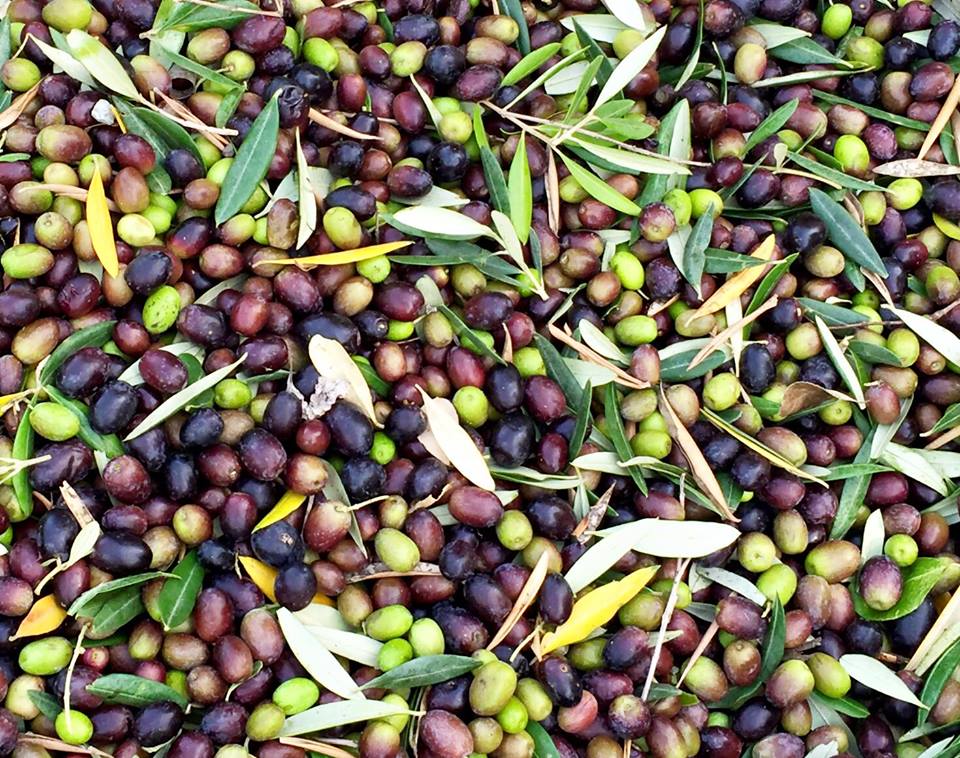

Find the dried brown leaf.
xmin=19 ymin=734 xmax=110 ymax=757
xmin=925 ymin=423 xmax=960 ymax=451
xmin=487 ymin=550 xmax=551 ymax=650
xmin=308 ymin=335 xmax=380 ymax=427
xmin=677 ymin=620 xmax=719 ymax=687
xmin=27 ymin=185 xmax=119 ymax=212
xmin=0 ymin=83 xmax=41 ymax=131
xmin=907 ymin=588 xmax=960 ymax=673
xmin=690 ymin=234 xmax=776 ymax=319
xmin=659 ymin=390 xmax=738 ymax=522
xmin=309 ymin=109 xmax=378 ymax=140
xmin=919 ymin=74 xmax=960 ymax=161
xmin=346 ymin=562 xmax=441 ymax=583
xmin=59 ymin=483 xmax=94 ymax=527
xmin=572 ymin=485 xmax=616 ymax=543
xmin=548 ymin=324 xmax=648 ymax=390
xmin=688 ymin=296 xmax=778 ymax=370
xmin=779 ymin=381 xmax=854 ymax=418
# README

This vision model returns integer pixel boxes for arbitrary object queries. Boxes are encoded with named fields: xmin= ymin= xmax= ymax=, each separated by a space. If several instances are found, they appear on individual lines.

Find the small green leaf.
xmin=361 ymin=655 xmax=481 ymax=690
xmin=604 ymin=384 xmax=645 ymax=492
xmin=215 ymin=95 xmax=280 ymax=225
xmin=712 ymin=600 xmax=784 ymax=709
xmin=847 ymin=340 xmax=903 ymax=367
xmin=798 ymin=298 xmax=870 ymax=327
xmin=559 ymin=153 xmax=640 ymax=215
xmin=527 ymin=722 xmax=562 ymax=758
xmin=637 ymin=99 xmax=688 ymax=204
xmin=125 ymin=356 xmax=246 ymax=440
xmin=125 ymin=104 xmax=204 ymax=164
xmin=919 ymin=636 xmax=960 ymax=726
xmin=508 ymin=135 xmax=532 ymax=244
xmin=744 ymin=100 xmax=799 ymax=152
xmin=679 ymin=202 xmax=714 ymax=292
xmin=850 ymin=557 xmax=945 ymax=621
xmin=89 ymin=587 xmax=146 ymax=635
xmin=354 ymin=356 xmax=391 ymax=397
xmin=66 ymin=29 xmax=141 ymax=100
xmin=152 ymin=0 xmax=259 ymax=33
xmin=500 ymin=0 xmax=530 ymax=53
xmin=479 ymin=147 xmax=510 ymax=216
xmin=44 ymin=387 xmax=125 ymax=459
xmin=572 ymin=20 xmax=614 ymax=90
xmin=9 ymin=413 xmax=34 ymax=522
xmin=86 ymin=673 xmax=188 ymax=709
xmin=769 ymin=37 xmax=853 ymax=67
xmin=790 ymin=152 xmax=885 ymax=193
xmin=502 ymin=43 xmax=562 ymax=87
xmin=158 ymin=550 xmax=204 ymax=630
xmin=534 ymin=334 xmax=583 ymax=409
xmin=809 ymin=189 xmax=887 ymax=277
xmin=39 ymin=321 xmax=116 ymax=386
xmin=569 ymin=380 xmax=592 ymax=459
xmin=28 ymin=691 xmax=63 ymax=721
xmin=69 ymin=572 xmax=175 ymax=617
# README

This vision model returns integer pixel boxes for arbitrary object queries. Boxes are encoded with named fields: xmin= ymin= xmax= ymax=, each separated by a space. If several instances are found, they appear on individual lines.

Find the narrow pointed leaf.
xmin=157 ymin=550 xmax=203 ymax=630
xmin=66 ymin=30 xmax=141 ymax=100
xmin=508 ymin=135 xmax=532 ymax=243
xmin=840 ymin=654 xmax=926 ymax=707
xmin=86 ymin=673 xmax=188 ymax=709
xmin=85 ymin=170 xmax=118 ymax=277
xmin=361 ymin=655 xmax=481 ymax=691
xmin=595 ymin=26 xmax=667 ymax=108
xmin=559 ymin=153 xmax=640 ymax=215
xmin=809 ymin=189 xmax=887 ymax=276
xmin=214 ymin=95 xmax=279 ymax=225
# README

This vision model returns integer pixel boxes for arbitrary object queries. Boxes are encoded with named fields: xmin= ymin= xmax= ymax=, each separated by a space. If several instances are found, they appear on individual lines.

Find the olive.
xmin=251 ymin=521 xmax=305 ymax=568
xmin=133 ymin=701 xmax=184 ymax=747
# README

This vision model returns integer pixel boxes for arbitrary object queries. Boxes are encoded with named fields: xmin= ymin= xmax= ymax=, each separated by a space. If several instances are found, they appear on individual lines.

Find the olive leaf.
xmin=39 ymin=321 xmax=115 ymax=386
xmin=308 ymin=335 xmax=379 ymax=426
xmin=527 ymin=722 xmax=562 ymax=758
xmin=28 ymin=691 xmax=63 ymax=721
xmin=85 ymin=169 xmax=119 ymax=278
xmin=594 ymin=25 xmax=666 ymax=109
xmin=694 ymin=565 xmax=767 ymax=607
xmin=418 ymin=389 xmax=495 ymax=490
xmin=255 ymin=491 xmax=308 ymax=532
xmin=502 ymin=43 xmax=562 ymax=87
xmin=295 ymin=625 xmax=382 ymax=667
xmin=361 ymin=655 xmax=481 ymax=691
xmin=919 ymin=637 xmax=960 ymax=727
xmin=890 ymin=305 xmax=960 ymax=367
xmin=558 ymin=153 xmax=641 ymax=215
xmin=569 ymin=381 xmax=592 ymax=459
xmin=578 ymin=321 xmax=631 ymax=365
xmin=860 ymin=508 xmax=886 ymax=564
xmin=66 ymin=30 xmax=142 ymax=101
xmin=69 ymin=572 xmax=174 ymax=617
xmin=386 ymin=206 xmax=496 ymax=241
xmin=809 ymin=189 xmax=887 ymax=277
xmin=712 ymin=600 xmax=785 ymax=709
xmin=157 ymin=550 xmax=204 ymax=630
xmin=851 ymin=557 xmax=945 ymax=622
xmin=881 ymin=442 xmax=948 ymax=495
xmin=28 ymin=33 xmax=95 ymax=86
xmin=500 ymin=0 xmax=529 ymax=53
xmin=45 ymin=388 xmax=124 ymax=458
xmin=840 ymin=655 xmax=926 ymax=707
xmin=814 ymin=316 xmax=865 ymax=408
xmin=508 ymin=135 xmax=532 ymax=244
xmin=566 ymin=518 xmax=740 ymax=593
xmin=277 ymin=608 xmax=364 ymax=700
xmin=280 ymin=699 xmax=413 ymax=737
xmin=155 ymin=45 xmax=243 ymax=94
xmin=604 ymin=384 xmax=646 ymax=493
xmin=214 ymin=94 xmax=279 ymax=225
xmin=86 ymin=673 xmax=188 ymax=709
xmin=88 ymin=586 xmax=145 ymax=635
xmin=151 ymin=0 xmax=259 ymax=33
xmin=744 ymin=99 xmax=799 ymax=152
xmin=676 ymin=201 xmax=714 ymax=293
xmin=125 ymin=356 xmax=246 ymax=441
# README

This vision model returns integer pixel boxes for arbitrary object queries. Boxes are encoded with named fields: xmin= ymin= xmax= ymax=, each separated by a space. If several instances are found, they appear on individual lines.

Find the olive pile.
xmin=5 ymin=0 xmax=960 ymax=756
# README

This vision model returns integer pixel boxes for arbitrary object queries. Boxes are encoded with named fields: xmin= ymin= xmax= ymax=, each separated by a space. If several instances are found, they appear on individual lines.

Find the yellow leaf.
xmin=255 ymin=491 xmax=307 ymax=532
xmin=541 ymin=565 xmax=658 ymax=654
xmin=690 ymin=234 xmax=776 ymax=319
xmin=12 ymin=595 xmax=67 ymax=640
xmin=934 ymin=213 xmax=960 ymax=241
xmin=86 ymin=170 xmax=119 ymax=278
xmin=256 ymin=241 xmax=412 ymax=269
xmin=111 ymin=105 xmax=127 ymax=133
xmin=239 ymin=556 xmax=334 ymax=607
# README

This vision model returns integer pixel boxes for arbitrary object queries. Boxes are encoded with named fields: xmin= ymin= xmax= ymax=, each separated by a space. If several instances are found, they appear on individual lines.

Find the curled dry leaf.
xmin=659 ymin=389 xmax=738 ymax=522
xmin=309 ymin=108 xmax=379 ymax=140
xmin=918 ymin=73 xmax=960 ymax=160
xmin=417 ymin=388 xmax=495 ymax=490
xmin=548 ymin=324 xmax=648 ymax=390
xmin=572 ymin=485 xmax=616 ymax=543
xmin=778 ymin=381 xmax=855 ymax=418
xmin=277 ymin=608 xmax=365 ymax=700
xmin=346 ymin=562 xmax=441 ymax=583
xmin=308 ymin=335 xmax=379 ymax=426
xmin=0 ymin=83 xmax=41 ymax=131
xmin=296 ymin=624 xmax=383 ymax=667
xmin=688 ymin=296 xmax=778 ymax=370
xmin=19 ymin=734 xmax=111 ymax=758
xmin=690 ymin=234 xmax=776 ymax=319
xmin=487 ymin=550 xmax=551 ymax=650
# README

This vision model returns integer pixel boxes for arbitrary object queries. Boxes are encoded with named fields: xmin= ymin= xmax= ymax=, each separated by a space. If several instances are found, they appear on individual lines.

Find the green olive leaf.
xmin=65 ymin=30 xmax=142 ymax=101
xmin=850 ymin=557 xmax=946 ymax=622
xmin=10 ymin=410 xmax=35 ymax=522
xmin=558 ymin=153 xmax=641 ymax=215
xmin=39 ymin=321 xmax=116 ymax=386
xmin=604 ymin=384 xmax=646 ymax=493
xmin=569 ymin=379 xmax=593 ymax=459
xmin=88 ymin=586 xmax=146 ymax=635
xmin=500 ymin=0 xmax=530 ymax=54
xmin=480 ymin=146 xmax=511 ymax=216
xmin=151 ymin=0 xmax=260 ymax=33
xmin=44 ymin=387 xmax=125 ymax=459
xmin=502 ymin=44 xmax=562 ymax=87
xmin=158 ymin=550 xmax=204 ymax=631
xmin=69 ymin=572 xmax=176 ymax=617
xmin=846 ymin=340 xmax=902 ymax=367
xmin=527 ymin=721 xmax=562 ymax=758
xmin=280 ymin=699 xmax=413 ymax=737
xmin=840 ymin=654 xmax=926 ymax=707
xmin=125 ymin=356 xmax=246 ymax=441
xmin=918 ymin=636 xmax=960 ymax=726
xmin=361 ymin=655 xmax=481 ymax=691
xmin=809 ymin=188 xmax=888 ymax=277
xmin=86 ymin=673 xmax=188 ymax=709
xmin=508 ymin=134 xmax=532 ymax=244
xmin=28 ymin=691 xmax=63 ymax=721
xmin=712 ymin=599 xmax=784 ymax=709
xmin=214 ymin=94 xmax=280 ymax=225
xmin=744 ymin=99 xmax=799 ymax=152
